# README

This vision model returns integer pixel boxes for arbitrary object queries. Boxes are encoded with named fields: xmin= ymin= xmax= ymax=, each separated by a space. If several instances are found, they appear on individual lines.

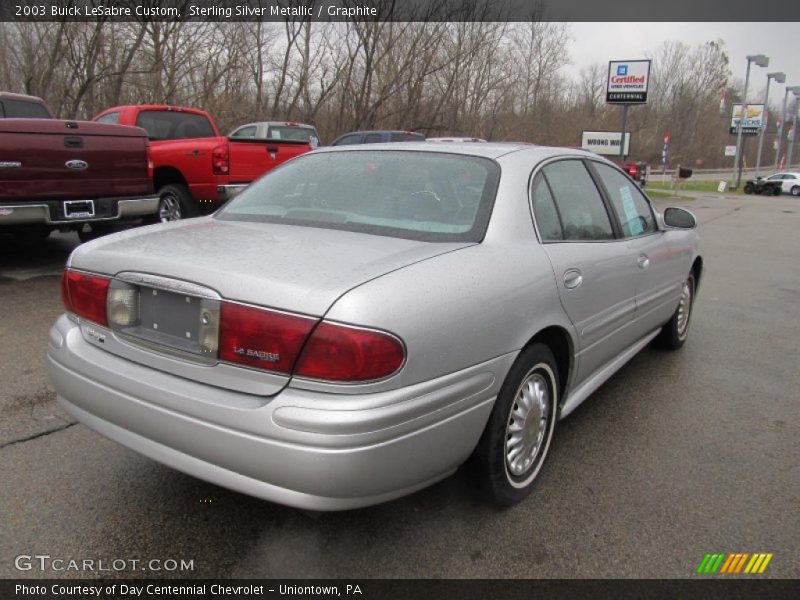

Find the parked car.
xmin=612 ymin=160 xmax=648 ymax=187
xmin=93 ymin=105 xmax=316 ymax=220
xmin=764 ymin=172 xmax=800 ymax=196
xmin=427 ymin=137 xmax=487 ymax=142
xmin=330 ymin=130 xmax=425 ymax=146
xmin=49 ymin=143 xmax=701 ymax=510
xmin=0 ymin=93 xmax=157 ymax=242
xmin=229 ymin=121 xmax=320 ymax=148
xmin=743 ymin=176 xmax=782 ymax=195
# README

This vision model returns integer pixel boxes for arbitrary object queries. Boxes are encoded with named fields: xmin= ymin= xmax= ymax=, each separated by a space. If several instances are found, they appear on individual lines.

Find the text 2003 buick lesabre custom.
xmin=48 ymin=143 xmax=701 ymax=510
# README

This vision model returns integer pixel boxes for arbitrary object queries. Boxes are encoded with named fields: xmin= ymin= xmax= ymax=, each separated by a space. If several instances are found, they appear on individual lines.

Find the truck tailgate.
xmin=227 ymin=139 xmax=312 ymax=183
xmin=0 ymin=119 xmax=151 ymax=201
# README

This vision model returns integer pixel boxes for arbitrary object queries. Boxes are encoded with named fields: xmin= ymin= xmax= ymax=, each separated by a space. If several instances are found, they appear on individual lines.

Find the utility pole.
xmin=787 ymin=99 xmax=799 ymax=169
xmin=732 ymin=55 xmax=769 ymax=190
xmin=755 ymin=72 xmax=784 ymax=176
xmin=619 ymin=104 xmax=628 ymax=161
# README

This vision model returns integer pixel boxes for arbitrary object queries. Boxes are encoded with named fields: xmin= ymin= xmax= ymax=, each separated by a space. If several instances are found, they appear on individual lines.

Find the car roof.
xmin=235 ymin=121 xmax=316 ymax=129
xmin=338 ymin=130 xmax=424 ymax=135
xmin=0 ymin=91 xmax=46 ymax=103
xmin=314 ymin=141 xmax=600 ymax=161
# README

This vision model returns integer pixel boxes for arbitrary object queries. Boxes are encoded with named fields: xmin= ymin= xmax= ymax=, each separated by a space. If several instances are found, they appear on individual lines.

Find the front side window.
xmin=218 ymin=150 xmax=500 ymax=243
xmin=332 ymin=134 xmax=362 ymax=146
xmin=363 ymin=133 xmax=383 ymax=144
xmin=266 ymin=126 xmax=318 ymax=143
xmin=592 ymin=162 xmax=656 ymax=238
xmin=540 ymin=160 xmax=614 ymax=241
xmin=230 ymin=125 xmax=257 ymax=139
xmin=135 ymin=111 xmax=215 ymax=140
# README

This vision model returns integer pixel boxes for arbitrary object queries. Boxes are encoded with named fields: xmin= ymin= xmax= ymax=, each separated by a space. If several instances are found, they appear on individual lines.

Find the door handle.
xmin=637 ymin=255 xmax=650 ymax=269
xmin=563 ymin=269 xmax=583 ymax=290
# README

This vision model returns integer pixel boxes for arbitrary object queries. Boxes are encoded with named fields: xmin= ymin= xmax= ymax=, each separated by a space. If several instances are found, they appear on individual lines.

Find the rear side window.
xmin=390 ymin=132 xmax=425 ymax=142
xmin=135 ymin=110 xmax=215 ymax=140
xmin=1 ymin=99 xmax=51 ymax=119
xmin=592 ymin=162 xmax=656 ymax=238
xmin=96 ymin=111 xmax=120 ymax=124
xmin=332 ymin=134 xmax=362 ymax=146
xmin=363 ymin=133 xmax=383 ymax=143
xmin=530 ymin=174 xmax=563 ymax=241
xmin=541 ymin=160 xmax=614 ymax=241
xmin=266 ymin=126 xmax=318 ymax=143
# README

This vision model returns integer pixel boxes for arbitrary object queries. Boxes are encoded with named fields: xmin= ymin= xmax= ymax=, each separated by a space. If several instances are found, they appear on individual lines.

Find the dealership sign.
xmin=729 ymin=104 xmax=765 ymax=135
xmin=606 ymin=60 xmax=651 ymax=104
xmin=581 ymin=131 xmax=631 ymax=155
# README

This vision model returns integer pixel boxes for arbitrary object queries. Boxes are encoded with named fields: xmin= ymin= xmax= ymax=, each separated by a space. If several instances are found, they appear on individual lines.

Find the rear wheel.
xmin=773 ymin=186 xmax=782 ymax=196
xmin=472 ymin=343 xmax=558 ymax=506
xmin=791 ymin=185 xmax=800 ymax=197
xmin=155 ymin=184 xmax=197 ymax=222
xmin=654 ymin=273 xmax=695 ymax=350
xmin=744 ymin=183 xmax=754 ymax=194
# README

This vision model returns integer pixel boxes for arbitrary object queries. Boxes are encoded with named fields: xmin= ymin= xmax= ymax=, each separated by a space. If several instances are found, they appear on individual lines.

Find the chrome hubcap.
xmin=677 ymin=280 xmax=692 ymax=339
xmin=505 ymin=372 xmax=549 ymax=477
xmin=159 ymin=195 xmax=182 ymax=222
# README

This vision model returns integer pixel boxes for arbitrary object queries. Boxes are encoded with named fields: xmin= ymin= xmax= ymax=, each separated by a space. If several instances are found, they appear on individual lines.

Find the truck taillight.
xmin=146 ymin=140 xmax=154 ymax=179
xmin=218 ymin=302 xmax=406 ymax=382
xmin=295 ymin=322 xmax=405 ymax=382
xmin=212 ymin=144 xmax=229 ymax=175
xmin=61 ymin=269 xmax=110 ymax=326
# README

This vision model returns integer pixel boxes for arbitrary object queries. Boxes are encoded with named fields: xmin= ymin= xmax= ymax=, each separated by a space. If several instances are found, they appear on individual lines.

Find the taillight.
xmin=218 ymin=302 xmax=315 ymax=373
xmin=145 ymin=140 xmax=154 ymax=179
xmin=295 ymin=322 xmax=405 ymax=382
xmin=61 ymin=269 xmax=110 ymax=326
xmin=212 ymin=144 xmax=229 ymax=175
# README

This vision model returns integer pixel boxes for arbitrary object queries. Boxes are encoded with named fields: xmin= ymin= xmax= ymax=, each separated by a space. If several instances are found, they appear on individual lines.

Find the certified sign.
xmin=729 ymin=104 xmax=765 ymax=135
xmin=606 ymin=60 xmax=651 ymax=104
xmin=581 ymin=131 xmax=631 ymax=156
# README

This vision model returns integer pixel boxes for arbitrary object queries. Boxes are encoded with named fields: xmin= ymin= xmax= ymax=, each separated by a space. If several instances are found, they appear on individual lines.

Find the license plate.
xmin=64 ymin=199 xmax=95 ymax=219
xmin=140 ymin=288 xmax=202 ymax=342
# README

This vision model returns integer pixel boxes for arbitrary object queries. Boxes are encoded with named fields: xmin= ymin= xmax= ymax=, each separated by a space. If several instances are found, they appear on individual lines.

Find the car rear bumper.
xmin=0 ymin=195 xmax=158 ymax=226
xmin=47 ymin=315 xmax=502 ymax=510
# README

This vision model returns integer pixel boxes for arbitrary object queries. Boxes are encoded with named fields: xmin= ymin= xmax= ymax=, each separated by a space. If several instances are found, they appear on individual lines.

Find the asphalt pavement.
xmin=0 ymin=191 xmax=798 ymax=579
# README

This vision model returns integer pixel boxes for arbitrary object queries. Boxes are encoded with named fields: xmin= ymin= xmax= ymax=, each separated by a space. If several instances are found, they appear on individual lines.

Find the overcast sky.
xmin=569 ymin=23 xmax=800 ymax=108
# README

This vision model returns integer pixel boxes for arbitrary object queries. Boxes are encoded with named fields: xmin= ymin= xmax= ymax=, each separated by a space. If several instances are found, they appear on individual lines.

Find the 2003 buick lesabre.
xmin=48 ymin=143 xmax=701 ymax=510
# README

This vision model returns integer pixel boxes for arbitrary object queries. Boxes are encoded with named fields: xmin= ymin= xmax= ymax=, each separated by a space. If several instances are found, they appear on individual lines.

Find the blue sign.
xmin=617 ymin=65 xmax=628 ymax=76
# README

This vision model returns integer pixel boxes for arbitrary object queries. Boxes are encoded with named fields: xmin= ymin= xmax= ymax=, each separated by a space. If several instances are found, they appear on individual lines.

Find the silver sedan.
xmin=48 ymin=143 xmax=702 ymax=510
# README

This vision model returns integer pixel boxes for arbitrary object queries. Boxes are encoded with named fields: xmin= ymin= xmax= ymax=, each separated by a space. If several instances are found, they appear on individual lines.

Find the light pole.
xmin=755 ymin=72 xmax=785 ymax=176
xmin=786 ymin=98 xmax=800 ymax=169
xmin=775 ymin=86 xmax=800 ymax=170
xmin=732 ymin=54 xmax=769 ymax=190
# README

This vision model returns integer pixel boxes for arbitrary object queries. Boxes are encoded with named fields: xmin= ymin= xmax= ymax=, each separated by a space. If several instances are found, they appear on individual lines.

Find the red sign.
xmin=663 ymin=133 xmax=670 ymax=144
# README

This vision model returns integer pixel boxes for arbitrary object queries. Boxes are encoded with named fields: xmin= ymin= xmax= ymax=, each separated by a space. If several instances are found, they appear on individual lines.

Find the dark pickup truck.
xmin=0 ymin=92 xmax=157 ymax=242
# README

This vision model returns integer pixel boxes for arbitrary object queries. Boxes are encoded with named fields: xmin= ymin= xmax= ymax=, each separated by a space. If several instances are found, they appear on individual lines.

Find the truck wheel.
xmin=743 ymin=183 xmax=754 ymax=194
xmin=77 ymin=223 xmax=113 ymax=243
xmin=156 ymin=184 xmax=197 ymax=222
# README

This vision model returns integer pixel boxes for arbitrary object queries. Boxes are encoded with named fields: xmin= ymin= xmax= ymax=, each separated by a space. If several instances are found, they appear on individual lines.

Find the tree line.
xmin=1 ymin=12 xmax=783 ymax=169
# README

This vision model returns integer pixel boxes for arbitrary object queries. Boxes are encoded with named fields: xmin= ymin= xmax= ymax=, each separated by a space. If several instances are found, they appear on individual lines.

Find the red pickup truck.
xmin=93 ymin=105 xmax=316 ymax=220
xmin=0 ymin=92 xmax=157 ymax=242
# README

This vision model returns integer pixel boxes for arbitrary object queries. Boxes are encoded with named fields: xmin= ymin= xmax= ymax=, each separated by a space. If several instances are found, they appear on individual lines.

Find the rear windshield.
xmin=217 ymin=150 xmax=500 ymax=243
xmin=1 ymin=99 xmax=51 ymax=119
xmin=135 ymin=110 xmax=215 ymax=140
xmin=267 ymin=126 xmax=319 ymax=145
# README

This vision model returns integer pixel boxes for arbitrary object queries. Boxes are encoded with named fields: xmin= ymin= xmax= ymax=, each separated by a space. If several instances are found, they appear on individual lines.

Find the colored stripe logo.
xmin=696 ymin=552 xmax=773 ymax=574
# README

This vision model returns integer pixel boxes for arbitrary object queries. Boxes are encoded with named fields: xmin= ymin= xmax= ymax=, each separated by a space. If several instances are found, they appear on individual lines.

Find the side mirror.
xmin=663 ymin=207 xmax=696 ymax=229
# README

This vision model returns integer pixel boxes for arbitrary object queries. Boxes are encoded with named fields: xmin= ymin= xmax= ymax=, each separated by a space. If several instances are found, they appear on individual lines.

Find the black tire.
xmin=654 ymin=273 xmax=695 ymax=350
xmin=743 ymin=183 xmax=754 ymax=194
xmin=791 ymin=185 xmax=800 ymax=197
xmin=153 ymin=184 xmax=197 ymax=222
xmin=773 ymin=186 xmax=782 ymax=196
xmin=471 ymin=343 xmax=558 ymax=506
xmin=77 ymin=223 xmax=113 ymax=243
